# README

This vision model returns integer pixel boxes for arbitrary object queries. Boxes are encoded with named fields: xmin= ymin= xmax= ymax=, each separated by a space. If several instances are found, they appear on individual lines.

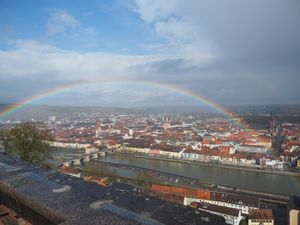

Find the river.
xmin=98 ymin=153 xmax=300 ymax=196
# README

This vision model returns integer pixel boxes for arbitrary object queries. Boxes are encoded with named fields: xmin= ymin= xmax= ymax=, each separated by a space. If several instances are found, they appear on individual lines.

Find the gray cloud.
xmin=132 ymin=0 xmax=300 ymax=104
xmin=185 ymin=1 xmax=300 ymax=66
xmin=134 ymin=0 xmax=300 ymax=64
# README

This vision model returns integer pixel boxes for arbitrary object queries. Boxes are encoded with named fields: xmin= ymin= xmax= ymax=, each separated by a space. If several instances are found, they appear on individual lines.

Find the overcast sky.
xmin=0 ymin=0 xmax=299 ymax=107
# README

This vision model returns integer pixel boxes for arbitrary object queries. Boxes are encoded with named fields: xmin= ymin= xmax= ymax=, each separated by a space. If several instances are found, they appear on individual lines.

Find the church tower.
xmin=269 ymin=112 xmax=275 ymax=136
xmin=95 ymin=119 xmax=101 ymax=138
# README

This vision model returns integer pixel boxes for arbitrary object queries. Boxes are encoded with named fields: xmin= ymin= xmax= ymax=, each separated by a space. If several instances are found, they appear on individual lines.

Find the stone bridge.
xmin=58 ymin=151 xmax=106 ymax=167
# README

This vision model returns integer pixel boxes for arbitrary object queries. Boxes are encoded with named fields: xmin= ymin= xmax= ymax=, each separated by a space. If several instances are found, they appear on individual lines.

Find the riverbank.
xmin=98 ymin=152 xmax=300 ymax=196
xmin=90 ymin=160 xmax=289 ymax=203
xmin=112 ymin=152 xmax=300 ymax=177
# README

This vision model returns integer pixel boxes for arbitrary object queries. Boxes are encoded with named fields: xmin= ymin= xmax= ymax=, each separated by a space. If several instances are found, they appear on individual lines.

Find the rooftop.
xmin=211 ymin=192 xmax=259 ymax=207
xmin=197 ymin=202 xmax=240 ymax=217
xmin=249 ymin=209 xmax=274 ymax=220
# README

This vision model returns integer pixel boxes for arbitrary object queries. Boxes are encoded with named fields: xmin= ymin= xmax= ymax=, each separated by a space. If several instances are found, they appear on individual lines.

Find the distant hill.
xmin=0 ymin=104 xmax=132 ymax=121
xmin=0 ymin=104 xmax=223 ymax=121
xmin=0 ymin=104 xmax=300 ymax=122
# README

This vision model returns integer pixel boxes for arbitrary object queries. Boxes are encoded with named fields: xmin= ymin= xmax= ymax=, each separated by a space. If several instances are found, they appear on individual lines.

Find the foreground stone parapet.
xmin=0 ymin=153 xmax=226 ymax=225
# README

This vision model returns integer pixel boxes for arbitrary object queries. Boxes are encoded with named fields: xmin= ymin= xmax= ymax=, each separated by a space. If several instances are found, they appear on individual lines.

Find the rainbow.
xmin=0 ymin=79 xmax=249 ymax=128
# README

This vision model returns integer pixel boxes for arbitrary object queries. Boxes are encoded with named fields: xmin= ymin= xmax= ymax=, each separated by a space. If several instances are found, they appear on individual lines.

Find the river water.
xmin=98 ymin=153 xmax=300 ymax=196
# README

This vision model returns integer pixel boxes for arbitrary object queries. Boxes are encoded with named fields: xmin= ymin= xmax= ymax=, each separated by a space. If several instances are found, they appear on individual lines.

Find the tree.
xmin=0 ymin=129 xmax=12 ymax=152
xmin=239 ymin=219 xmax=248 ymax=225
xmin=83 ymin=163 xmax=118 ymax=182
xmin=0 ymin=122 xmax=53 ymax=163
xmin=135 ymin=172 xmax=157 ymax=189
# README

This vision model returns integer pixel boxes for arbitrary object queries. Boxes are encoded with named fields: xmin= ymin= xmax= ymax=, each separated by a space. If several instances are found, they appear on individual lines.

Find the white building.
xmin=50 ymin=141 xmax=91 ymax=149
xmin=184 ymin=191 xmax=259 ymax=215
xmin=196 ymin=202 xmax=243 ymax=225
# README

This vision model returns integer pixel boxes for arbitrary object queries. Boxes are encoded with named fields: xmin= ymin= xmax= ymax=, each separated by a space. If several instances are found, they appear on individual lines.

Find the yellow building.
xmin=289 ymin=209 xmax=299 ymax=225
xmin=289 ymin=196 xmax=300 ymax=225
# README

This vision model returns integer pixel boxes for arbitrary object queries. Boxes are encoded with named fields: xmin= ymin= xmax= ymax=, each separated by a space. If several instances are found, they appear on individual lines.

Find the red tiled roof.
xmin=249 ymin=209 xmax=273 ymax=220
